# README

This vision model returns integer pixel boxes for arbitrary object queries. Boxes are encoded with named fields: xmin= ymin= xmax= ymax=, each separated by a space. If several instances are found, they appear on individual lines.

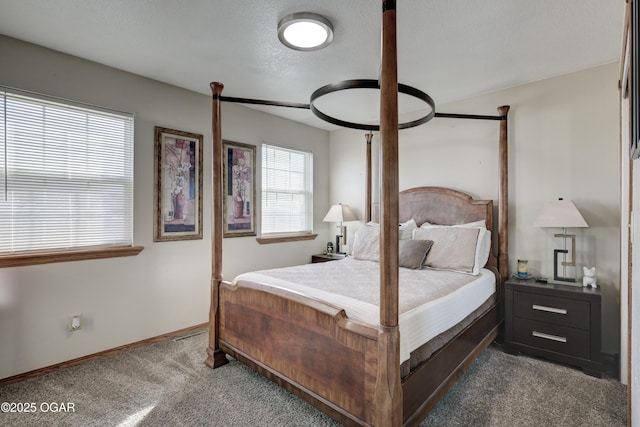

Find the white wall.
xmin=330 ymin=63 xmax=621 ymax=355
xmin=0 ymin=36 xmax=331 ymax=379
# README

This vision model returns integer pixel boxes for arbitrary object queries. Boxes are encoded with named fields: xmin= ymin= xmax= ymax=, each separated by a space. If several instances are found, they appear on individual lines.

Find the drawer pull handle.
xmin=532 ymin=331 xmax=567 ymax=343
xmin=532 ymin=304 xmax=567 ymax=315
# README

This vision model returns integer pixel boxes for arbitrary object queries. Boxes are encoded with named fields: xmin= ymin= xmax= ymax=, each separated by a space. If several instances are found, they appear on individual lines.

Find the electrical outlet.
xmin=69 ymin=314 xmax=82 ymax=331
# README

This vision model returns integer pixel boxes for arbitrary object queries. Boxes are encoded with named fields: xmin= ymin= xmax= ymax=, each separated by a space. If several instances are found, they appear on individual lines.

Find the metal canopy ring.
xmin=309 ymin=79 xmax=435 ymax=131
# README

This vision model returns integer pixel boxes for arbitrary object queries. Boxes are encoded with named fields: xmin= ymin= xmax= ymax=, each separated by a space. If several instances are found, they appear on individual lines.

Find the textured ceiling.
xmin=0 ymin=0 xmax=625 ymax=130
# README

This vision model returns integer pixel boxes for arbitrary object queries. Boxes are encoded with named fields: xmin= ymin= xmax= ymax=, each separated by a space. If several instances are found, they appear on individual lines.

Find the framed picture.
xmin=154 ymin=126 xmax=203 ymax=241
xmin=223 ymin=140 xmax=256 ymax=237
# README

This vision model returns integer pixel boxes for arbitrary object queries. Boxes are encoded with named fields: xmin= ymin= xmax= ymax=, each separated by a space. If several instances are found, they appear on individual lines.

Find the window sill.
xmin=0 ymin=246 xmax=144 ymax=268
xmin=256 ymin=234 xmax=318 ymax=245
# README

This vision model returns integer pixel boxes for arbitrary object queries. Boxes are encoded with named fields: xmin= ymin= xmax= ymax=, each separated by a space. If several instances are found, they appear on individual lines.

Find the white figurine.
xmin=582 ymin=266 xmax=597 ymax=288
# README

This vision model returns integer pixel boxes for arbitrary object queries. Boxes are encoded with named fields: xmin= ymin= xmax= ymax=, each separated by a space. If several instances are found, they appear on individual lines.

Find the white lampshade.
xmin=323 ymin=203 xmax=358 ymax=223
xmin=533 ymin=198 xmax=588 ymax=228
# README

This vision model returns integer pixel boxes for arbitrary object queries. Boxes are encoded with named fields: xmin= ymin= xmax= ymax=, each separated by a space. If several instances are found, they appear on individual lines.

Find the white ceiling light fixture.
xmin=278 ymin=12 xmax=334 ymax=51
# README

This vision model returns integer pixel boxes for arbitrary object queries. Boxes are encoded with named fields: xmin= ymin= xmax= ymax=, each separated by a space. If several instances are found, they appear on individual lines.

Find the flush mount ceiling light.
xmin=278 ymin=12 xmax=334 ymax=51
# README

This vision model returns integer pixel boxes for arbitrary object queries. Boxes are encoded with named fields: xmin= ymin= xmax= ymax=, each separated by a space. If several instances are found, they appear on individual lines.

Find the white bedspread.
xmin=233 ymin=257 xmax=496 ymax=364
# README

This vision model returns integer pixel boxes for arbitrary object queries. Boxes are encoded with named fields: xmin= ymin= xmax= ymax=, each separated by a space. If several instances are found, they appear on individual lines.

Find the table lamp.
xmin=323 ymin=203 xmax=358 ymax=254
xmin=533 ymin=198 xmax=588 ymax=282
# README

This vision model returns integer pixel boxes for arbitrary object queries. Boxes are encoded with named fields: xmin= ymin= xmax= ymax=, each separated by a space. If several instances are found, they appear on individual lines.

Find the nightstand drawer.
xmin=514 ymin=291 xmax=590 ymax=330
xmin=513 ymin=318 xmax=590 ymax=360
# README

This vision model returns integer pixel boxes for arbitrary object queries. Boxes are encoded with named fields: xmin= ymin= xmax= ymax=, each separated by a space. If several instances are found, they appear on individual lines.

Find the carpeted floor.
xmin=0 ymin=330 xmax=626 ymax=426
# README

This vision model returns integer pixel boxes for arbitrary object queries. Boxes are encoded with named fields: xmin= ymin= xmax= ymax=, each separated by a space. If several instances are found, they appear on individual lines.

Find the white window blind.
xmin=261 ymin=144 xmax=313 ymax=235
xmin=0 ymin=88 xmax=134 ymax=254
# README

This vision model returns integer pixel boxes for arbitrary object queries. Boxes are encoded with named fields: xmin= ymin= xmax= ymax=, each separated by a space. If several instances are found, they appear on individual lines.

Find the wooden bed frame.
xmin=205 ymin=2 xmax=510 ymax=426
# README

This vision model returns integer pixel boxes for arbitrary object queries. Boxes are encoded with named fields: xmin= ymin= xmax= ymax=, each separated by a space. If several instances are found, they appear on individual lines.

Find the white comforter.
xmin=233 ymin=257 xmax=495 ymax=364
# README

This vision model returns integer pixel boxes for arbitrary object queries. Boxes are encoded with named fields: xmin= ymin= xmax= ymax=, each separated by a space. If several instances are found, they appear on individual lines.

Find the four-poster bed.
xmin=206 ymin=2 xmax=510 ymax=426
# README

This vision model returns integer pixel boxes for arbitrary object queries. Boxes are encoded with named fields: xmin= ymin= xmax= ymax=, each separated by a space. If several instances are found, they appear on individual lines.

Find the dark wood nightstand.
xmin=311 ymin=253 xmax=346 ymax=263
xmin=504 ymin=277 xmax=602 ymax=377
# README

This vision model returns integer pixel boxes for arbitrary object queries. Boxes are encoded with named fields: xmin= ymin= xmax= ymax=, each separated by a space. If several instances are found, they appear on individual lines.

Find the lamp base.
xmin=335 ymin=234 xmax=345 ymax=255
xmin=335 ymin=225 xmax=348 ymax=254
xmin=553 ymin=249 xmax=575 ymax=282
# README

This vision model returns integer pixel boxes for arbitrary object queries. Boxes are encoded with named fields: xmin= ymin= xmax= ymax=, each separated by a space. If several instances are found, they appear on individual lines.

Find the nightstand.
xmin=504 ymin=277 xmax=602 ymax=377
xmin=311 ymin=253 xmax=346 ymax=263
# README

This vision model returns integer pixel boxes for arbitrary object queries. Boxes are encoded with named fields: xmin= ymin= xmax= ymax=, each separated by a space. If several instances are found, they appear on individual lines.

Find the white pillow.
xmin=352 ymin=224 xmax=380 ymax=261
xmin=421 ymin=220 xmax=486 ymax=229
xmin=417 ymin=221 xmax=491 ymax=275
xmin=473 ymin=228 xmax=491 ymax=273
xmin=399 ymin=218 xmax=417 ymax=240
xmin=365 ymin=219 xmax=417 ymax=240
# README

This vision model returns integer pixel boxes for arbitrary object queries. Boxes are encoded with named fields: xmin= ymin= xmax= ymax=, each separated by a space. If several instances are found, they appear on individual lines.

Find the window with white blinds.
xmin=261 ymin=144 xmax=313 ymax=235
xmin=0 ymin=88 xmax=134 ymax=254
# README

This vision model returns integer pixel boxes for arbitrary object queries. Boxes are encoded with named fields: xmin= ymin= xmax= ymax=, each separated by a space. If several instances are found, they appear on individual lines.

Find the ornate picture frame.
xmin=223 ymin=140 xmax=256 ymax=237
xmin=154 ymin=126 xmax=203 ymax=241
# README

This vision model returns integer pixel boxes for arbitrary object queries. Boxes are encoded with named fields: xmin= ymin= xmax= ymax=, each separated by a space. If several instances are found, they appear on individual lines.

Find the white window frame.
xmin=0 ymin=87 xmax=141 ymax=267
xmin=260 ymin=143 xmax=314 ymax=240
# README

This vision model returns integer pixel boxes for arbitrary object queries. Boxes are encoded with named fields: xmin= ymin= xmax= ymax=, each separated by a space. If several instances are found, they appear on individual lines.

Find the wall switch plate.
xmin=69 ymin=314 xmax=81 ymax=331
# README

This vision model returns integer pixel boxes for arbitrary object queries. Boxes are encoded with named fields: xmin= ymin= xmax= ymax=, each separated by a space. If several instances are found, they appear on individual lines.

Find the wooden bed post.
xmin=205 ymin=81 xmax=229 ymax=369
xmin=365 ymin=132 xmax=373 ymax=223
xmin=374 ymin=1 xmax=402 ymax=425
xmin=497 ymin=105 xmax=510 ymax=281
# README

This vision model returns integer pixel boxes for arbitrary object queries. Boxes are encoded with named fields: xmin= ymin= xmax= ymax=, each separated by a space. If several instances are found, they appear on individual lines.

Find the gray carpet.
xmin=0 ymin=330 xmax=626 ymax=426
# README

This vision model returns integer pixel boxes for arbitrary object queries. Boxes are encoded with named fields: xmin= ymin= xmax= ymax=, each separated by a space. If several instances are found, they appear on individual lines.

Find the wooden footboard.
xmin=216 ymin=277 xmax=501 ymax=427
xmin=402 ymin=305 xmax=500 ymax=426
xmin=218 ymin=278 xmax=380 ymax=426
